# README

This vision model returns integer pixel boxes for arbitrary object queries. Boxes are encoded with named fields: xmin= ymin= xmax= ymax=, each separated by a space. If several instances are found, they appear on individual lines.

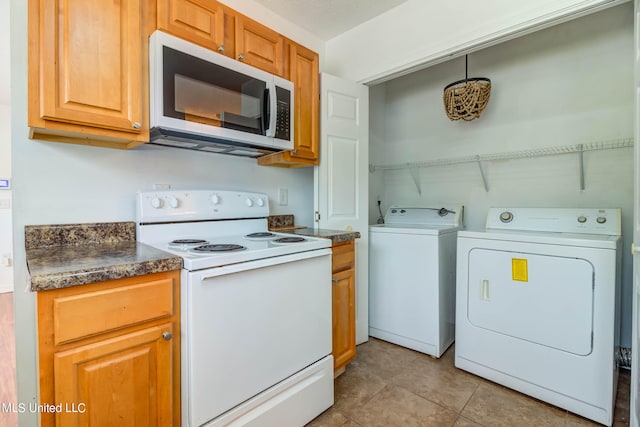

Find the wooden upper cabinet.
xmin=234 ymin=14 xmax=285 ymax=77
xmin=28 ymin=0 xmax=148 ymax=149
xmin=289 ymin=42 xmax=319 ymax=161
xmin=258 ymin=40 xmax=319 ymax=168
xmin=157 ymin=0 xmax=226 ymax=54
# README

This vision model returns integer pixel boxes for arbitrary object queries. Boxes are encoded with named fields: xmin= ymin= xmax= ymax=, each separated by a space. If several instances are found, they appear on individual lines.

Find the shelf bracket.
xmin=578 ymin=144 xmax=585 ymax=191
xmin=476 ymin=155 xmax=489 ymax=192
xmin=409 ymin=166 xmax=422 ymax=195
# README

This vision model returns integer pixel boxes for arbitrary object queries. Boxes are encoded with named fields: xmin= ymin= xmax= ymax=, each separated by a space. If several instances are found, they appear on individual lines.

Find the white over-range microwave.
xmin=149 ymin=30 xmax=294 ymax=158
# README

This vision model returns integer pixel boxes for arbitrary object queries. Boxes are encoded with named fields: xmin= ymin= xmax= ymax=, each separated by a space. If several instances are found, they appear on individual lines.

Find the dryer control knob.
xmin=210 ymin=194 xmax=221 ymax=205
xmin=257 ymin=198 xmax=265 ymax=207
xmin=577 ymin=216 xmax=587 ymax=223
xmin=246 ymin=198 xmax=254 ymax=207
xmin=596 ymin=216 xmax=607 ymax=224
xmin=499 ymin=211 xmax=513 ymax=223
xmin=168 ymin=197 xmax=179 ymax=208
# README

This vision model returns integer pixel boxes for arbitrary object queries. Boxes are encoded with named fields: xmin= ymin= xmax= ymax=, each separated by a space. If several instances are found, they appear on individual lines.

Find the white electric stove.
xmin=137 ymin=189 xmax=334 ymax=427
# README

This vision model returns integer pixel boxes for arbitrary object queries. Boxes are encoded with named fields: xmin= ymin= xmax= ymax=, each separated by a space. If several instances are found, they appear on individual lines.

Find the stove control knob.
xmin=210 ymin=194 xmax=220 ymax=205
xmin=596 ymin=216 xmax=607 ymax=224
xmin=499 ymin=211 xmax=513 ymax=223
xmin=577 ymin=216 xmax=587 ymax=223
xmin=257 ymin=198 xmax=265 ymax=207
xmin=150 ymin=197 xmax=162 ymax=209
xmin=168 ymin=197 xmax=179 ymax=208
xmin=246 ymin=198 xmax=254 ymax=207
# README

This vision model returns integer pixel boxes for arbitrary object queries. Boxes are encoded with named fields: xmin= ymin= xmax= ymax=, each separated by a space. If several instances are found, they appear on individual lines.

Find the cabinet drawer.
xmin=332 ymin=241 xmax=354 ymax=273
xmin=52 ymin=278 xmax=175 ymax=345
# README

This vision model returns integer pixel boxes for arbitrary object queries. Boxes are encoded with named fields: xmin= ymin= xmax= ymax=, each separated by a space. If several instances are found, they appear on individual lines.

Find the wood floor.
xmin=0 ymin=292 xmax=17 ymax=427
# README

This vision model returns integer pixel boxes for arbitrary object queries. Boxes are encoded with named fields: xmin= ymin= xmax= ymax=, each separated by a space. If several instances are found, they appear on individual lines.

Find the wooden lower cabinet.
xmin=331 ymin=240 xmax=356 ymax=374
xmin=37 ymin=271 xmax=180 ymax=426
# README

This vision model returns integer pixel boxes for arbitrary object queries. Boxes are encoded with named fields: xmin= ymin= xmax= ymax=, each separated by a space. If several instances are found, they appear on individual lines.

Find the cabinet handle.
xmin=292 ymin=149 xmax=299 ymax=155
xmin=132 ymin=121 xmax=141 ymax=129
xmin=217 ymin=45 xmax=225 ymax=52
xmin=238 ymin=53 xmax=245 ymax=60
xmin=162 ymin=331 xmax=173 ymax=341
xmin=332 ymin=278 xmax=339 ymax=283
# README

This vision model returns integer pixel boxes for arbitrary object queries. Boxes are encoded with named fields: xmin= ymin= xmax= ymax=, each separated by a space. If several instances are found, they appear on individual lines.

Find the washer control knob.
xmin=257 ymin=198 xmax=265 ymax=207
xmin=246 ymin=198 xmax=254 ymax=207
xmin=596 ymin=216 xmax=607 ymax=224
xmin=168 ymin=197 xmax=179 ymax=208
xmin=400 ymin=209 xmax=406 ymax=213
xmin=210 ymin=194 xmax=220 ymax=205
xmin=577 ymin=216 xmax=587 ymax=223
xmin=150 ymin=197 xmax=162 ymax=209
xmin=391 ymin=209 xmax=397 ymax=213
xmin=499 ymin=211 xmax=513 ymax=223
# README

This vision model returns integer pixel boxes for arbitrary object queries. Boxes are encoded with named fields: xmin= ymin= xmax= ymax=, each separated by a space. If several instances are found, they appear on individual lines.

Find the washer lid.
xmin=370 ymin=222 xmax=461 ymax=235
xmin=382 ymin=205 xmax=464 ymax=228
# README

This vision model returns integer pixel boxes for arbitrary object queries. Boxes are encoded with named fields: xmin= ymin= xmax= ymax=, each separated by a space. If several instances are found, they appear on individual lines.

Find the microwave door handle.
xmin=265 ymin=81 xmax=277 ymax=137
xmin=262 ymin=88 xmax=270 ymax=136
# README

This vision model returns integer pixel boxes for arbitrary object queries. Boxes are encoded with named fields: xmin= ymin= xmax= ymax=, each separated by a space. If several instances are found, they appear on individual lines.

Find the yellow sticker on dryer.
xmin=512 ymin=258 xmax=528 ymax=282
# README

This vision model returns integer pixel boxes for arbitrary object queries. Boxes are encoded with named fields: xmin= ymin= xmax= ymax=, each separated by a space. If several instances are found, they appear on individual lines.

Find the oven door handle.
xmin=199 ymin=248 xmax=332 ymax=280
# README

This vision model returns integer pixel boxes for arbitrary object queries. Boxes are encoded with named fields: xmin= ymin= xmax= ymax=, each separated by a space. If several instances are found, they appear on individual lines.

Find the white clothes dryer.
xmin=369 ymin=206 xmax=463 ymax=357
xmin=456 ymin=207 xmax=622 ymax=426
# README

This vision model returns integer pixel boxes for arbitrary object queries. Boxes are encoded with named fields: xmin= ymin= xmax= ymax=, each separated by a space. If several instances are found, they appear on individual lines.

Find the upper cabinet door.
xmin=157 ymin=0 xmax=225 ymax=53
xmin=234 ymin=15 xmax=284 ymax=76
xmin=289 ymin=42 xmax=319 ymax=161
xmin=37 ymin=0 xmax=144 ymax=134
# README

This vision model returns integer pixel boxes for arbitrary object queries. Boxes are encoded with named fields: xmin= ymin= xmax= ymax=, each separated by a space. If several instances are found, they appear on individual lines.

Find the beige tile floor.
xmin=308 ymin=338 xmax=630 ymax=427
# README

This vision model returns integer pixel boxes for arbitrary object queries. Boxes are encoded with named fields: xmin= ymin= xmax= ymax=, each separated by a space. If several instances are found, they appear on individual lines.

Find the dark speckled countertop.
xmin=277 ymin=227 xmax=361 ymax=243
xmin=268 ymin=215 xmax=360 ymax=243
xmin=26 ymin=222 xmax=183 ymax=291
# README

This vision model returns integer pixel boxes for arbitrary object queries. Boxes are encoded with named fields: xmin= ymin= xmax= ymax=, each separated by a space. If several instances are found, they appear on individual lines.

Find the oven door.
xmin=183 ymin=249 xmax=332 ymax=426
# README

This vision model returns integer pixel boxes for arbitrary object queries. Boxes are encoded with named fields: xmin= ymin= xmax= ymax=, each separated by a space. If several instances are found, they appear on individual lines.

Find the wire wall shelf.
xmin=368 ymin=138 xmax=634 ymax=193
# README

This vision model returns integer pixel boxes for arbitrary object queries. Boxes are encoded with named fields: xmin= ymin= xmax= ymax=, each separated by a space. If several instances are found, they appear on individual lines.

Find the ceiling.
xmin=252 ymin=0 xmax=408 ymax=40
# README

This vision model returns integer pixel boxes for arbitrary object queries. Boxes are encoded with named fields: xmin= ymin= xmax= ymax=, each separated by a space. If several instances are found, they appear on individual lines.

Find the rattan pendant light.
xmin=443 ymin=55 xmax=491 ymax=121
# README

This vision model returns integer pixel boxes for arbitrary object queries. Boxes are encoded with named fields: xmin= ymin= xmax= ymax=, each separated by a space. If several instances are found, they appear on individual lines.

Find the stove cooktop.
xmin=149 ymin=232 xmax=329 ymax=271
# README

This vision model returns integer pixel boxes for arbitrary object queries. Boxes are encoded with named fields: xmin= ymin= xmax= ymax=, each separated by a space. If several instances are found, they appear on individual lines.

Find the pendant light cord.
xmin=465 ymin=55 xmax=468 ymax=81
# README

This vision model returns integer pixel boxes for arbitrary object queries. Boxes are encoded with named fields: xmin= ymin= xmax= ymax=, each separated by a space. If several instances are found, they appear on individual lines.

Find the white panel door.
xmin=316 ymin=73 xmax=369 ymax=344
xmin=631 ymin=1 xmax=640 ymax=425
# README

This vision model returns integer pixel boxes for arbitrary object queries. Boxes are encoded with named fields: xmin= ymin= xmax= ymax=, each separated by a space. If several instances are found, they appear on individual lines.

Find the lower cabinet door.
xmin=332 ymin=268 xmax=356 ymax=372
xmin=53 ymin=324 xmax=174 ymax=426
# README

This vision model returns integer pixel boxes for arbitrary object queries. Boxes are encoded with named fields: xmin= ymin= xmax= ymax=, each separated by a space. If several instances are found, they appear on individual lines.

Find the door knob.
xmin=162 ymin=331 xmax=173 ymax=341
xmin=632 ymin=243 xmax=640 ymax=255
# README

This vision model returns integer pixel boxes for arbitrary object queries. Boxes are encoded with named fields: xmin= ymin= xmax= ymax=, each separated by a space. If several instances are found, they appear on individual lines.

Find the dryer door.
xmin=467 ymin=248 xmax=594 ymax=355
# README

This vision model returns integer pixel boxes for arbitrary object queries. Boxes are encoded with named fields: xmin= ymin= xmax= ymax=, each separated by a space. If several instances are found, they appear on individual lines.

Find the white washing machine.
xmin=456 ymin=207 xmax=622 ymax=426
xmin=369 ymin=205 xmax=464 ymax=357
